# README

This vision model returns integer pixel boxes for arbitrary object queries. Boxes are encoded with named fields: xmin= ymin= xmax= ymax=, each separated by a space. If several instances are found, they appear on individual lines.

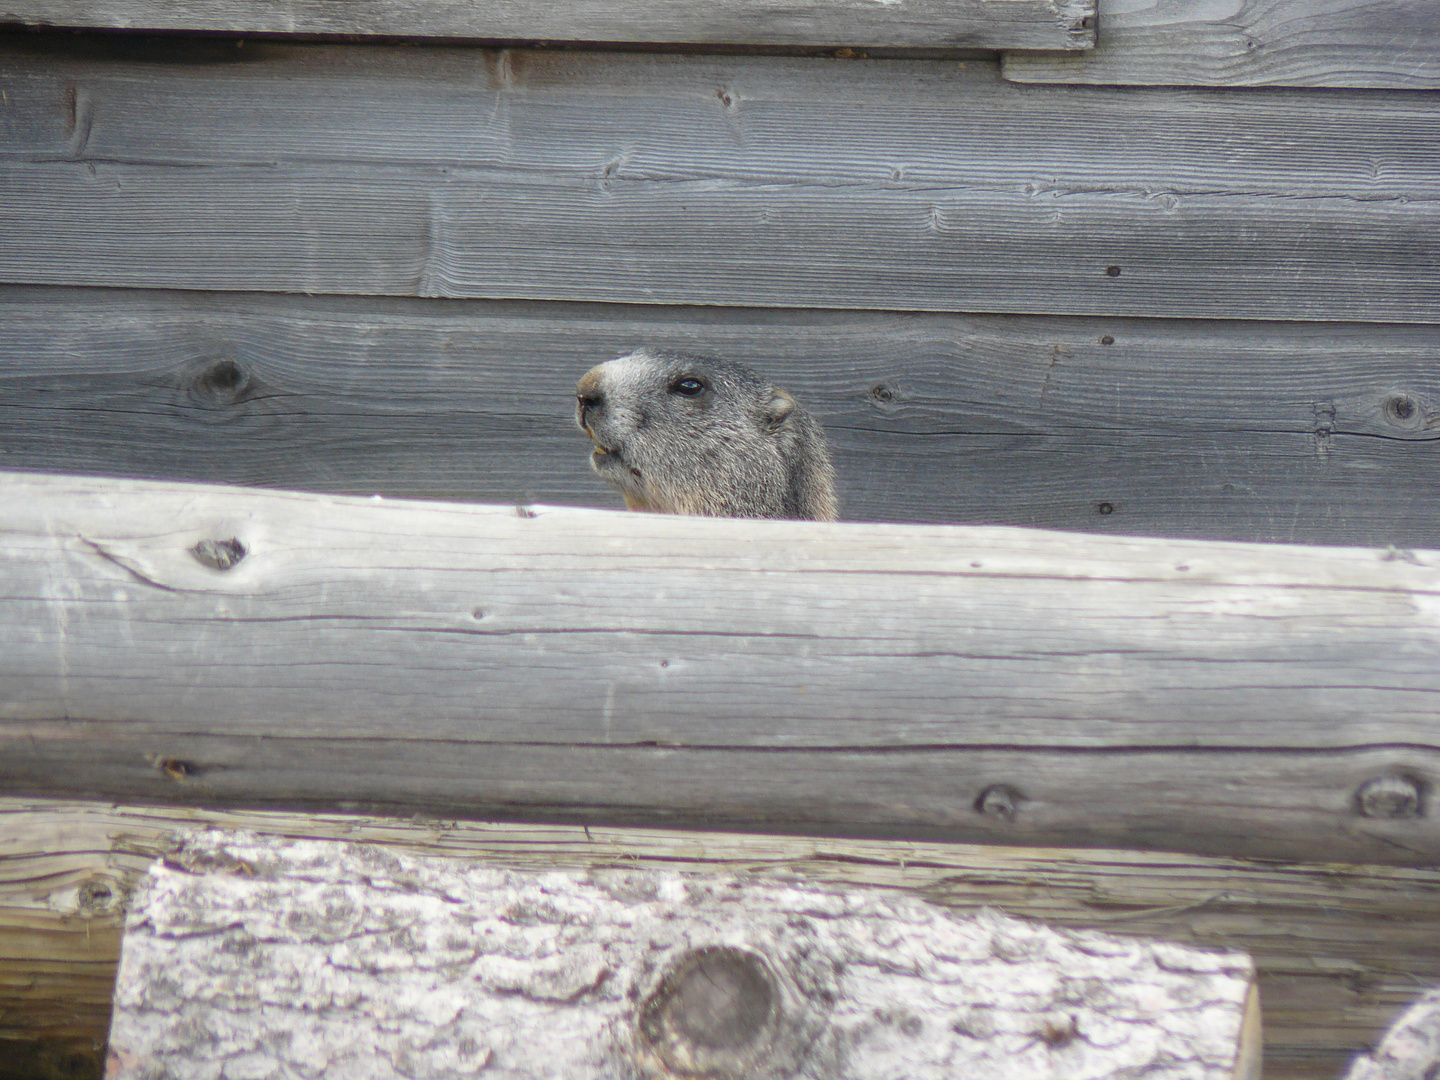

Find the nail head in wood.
xmin=1357 ymin=776 xmax=1424 ymax=820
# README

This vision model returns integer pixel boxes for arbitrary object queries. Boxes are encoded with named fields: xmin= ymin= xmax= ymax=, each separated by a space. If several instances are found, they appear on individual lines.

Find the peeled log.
xmin=106 ymin=831 xmax=1261 ymax=1080
xmin=3 ymin=472 xmax=1440 ymax=867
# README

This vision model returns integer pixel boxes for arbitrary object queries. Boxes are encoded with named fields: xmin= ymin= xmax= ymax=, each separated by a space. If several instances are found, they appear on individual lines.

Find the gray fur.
xmin=575 ymin=350 xmax=839 ymax=521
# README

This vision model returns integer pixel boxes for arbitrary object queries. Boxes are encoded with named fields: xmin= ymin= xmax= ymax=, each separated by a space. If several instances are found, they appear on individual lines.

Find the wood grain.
xmin=2 ymin=471 xmax=1439 ymax=866
xmin=1 ymin=38 xmax=1437 ymax=322
xmin=108 ymin=832 xmax=1255 ymax=1080
xmin=1004 ymin=0 xmax=1440 ymax=88
xmin=1 ymin=0 xmax=1096 ymax=50
xmin=4 ymin=286 xmax=1440 ymax=547
xmin=3 ymin=799 xmax=1435 ymax=1080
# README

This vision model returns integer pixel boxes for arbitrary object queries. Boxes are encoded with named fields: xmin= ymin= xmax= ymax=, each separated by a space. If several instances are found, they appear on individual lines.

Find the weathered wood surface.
xmin=3 ymin=285 xmax=1439 ymax=546
xmin=107 ymin=831 xmax=1258 ymax=1080
xmin=1004 ymin=0 xmax=1440 ymax=88
xmin=1344 ymin=990 xmax=1440 ymax=1080
xmin=3 ymin=800 xmax=1434 ymax=1080
xmin=2 ymin=39 xmax=1437 ymax=323
xmin=1 ymin=0 xmax=1096 ymax=49
xmin=2 ymin=471 xmax=1440 ymax=866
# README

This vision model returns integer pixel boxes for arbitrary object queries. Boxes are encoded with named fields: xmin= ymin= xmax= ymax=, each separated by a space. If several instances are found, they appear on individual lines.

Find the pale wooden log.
xmin=0 ymin=0 xmax=1095 ymax=49
xmin=1004 ymin=0 xmax=1440 ymax=88
xmin=2 ymin=40 xmax=1438 ymax=323
xmin=3 ymin=285 xmax=1440 ymax=547
xmin=3 ymin=471 xmax=1440 ymax=867
xmin=1344 ymin=990 xmax=1440 ymax=1080
xmin=6 ymin=799 xmax=1436 ymax=1079
xmin=105 ymin=830 xmax=1258 ymax=1080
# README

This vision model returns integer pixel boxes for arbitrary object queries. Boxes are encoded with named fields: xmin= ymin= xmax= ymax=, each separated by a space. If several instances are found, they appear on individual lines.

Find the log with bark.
xmin=105 ymin=831 xmax=1261 ymax=1080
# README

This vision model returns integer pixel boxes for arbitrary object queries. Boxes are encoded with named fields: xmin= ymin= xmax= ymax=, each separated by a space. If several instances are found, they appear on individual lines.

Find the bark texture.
xmin=106 ymin=832 xmax=1258 ymax=1080
xmin=1344 ymin=991 xmax=1440 ymax=1080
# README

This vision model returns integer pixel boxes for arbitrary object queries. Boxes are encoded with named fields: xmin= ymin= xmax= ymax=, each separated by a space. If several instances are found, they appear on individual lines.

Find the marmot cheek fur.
xmin=575 ymin=349 xmax=839 ymax=521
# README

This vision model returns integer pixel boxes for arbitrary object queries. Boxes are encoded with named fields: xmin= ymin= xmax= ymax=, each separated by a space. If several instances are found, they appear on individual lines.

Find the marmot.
xmin=575 ymin=349 xmax=839 ymax=521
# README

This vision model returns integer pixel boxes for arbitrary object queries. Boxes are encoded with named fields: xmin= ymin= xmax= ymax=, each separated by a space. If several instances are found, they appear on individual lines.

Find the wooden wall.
xmin=1 ymin=0 xmax=1437 ymax=546
xmin=1 ymin=5 xmax=1439 ymax=1077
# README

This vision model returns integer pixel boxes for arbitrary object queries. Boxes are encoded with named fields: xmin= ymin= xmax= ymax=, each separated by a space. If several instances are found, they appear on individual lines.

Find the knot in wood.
xmin=638 ymin=947 xmax=787 ymax=1079
xmin=1384 ymin=392 xmax=1425 ymax=429
xmin=1038 ymin=1012 xmax=1077 ymax=1047
xmin=976 ymin=784 xmax=1024 ymax=823
xmin=192 ymin=537 xmax=247 ymax=571
xmin=1357 ymin=776 xmax=1424 ymax=820
xmin=155 ymin=757 xmax=192 ymax=782
xmin=189 ymin=357 xmax=253 ymax=407
xmin=76 ymin=876 xmax=120 ymax=917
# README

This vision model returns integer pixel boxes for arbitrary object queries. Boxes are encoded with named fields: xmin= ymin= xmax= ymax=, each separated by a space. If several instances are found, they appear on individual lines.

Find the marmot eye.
xmin=673 ymin=378 xmax=705 ymax=397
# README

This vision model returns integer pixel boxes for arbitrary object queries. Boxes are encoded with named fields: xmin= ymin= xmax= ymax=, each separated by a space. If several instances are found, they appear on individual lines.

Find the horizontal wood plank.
xmin=3 ymin=286 xmax=1438 ymax=547
xmin=1004 ymin=0 xmax=1440 ymax=88
xmin=1 ymin=38 xmax=1437 ymax=321
xmin=2 ymin=0 xmax=1096 ymax=50
xmin=2 ymin=472 xmax=1439 ymax=866
xmin=4 ymin=799 xmax=1436 ymax=1080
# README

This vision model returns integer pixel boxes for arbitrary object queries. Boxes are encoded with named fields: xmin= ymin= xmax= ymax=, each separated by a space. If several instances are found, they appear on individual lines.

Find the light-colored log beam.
xmin=1 ymin=471 xmax=1438 ymax=867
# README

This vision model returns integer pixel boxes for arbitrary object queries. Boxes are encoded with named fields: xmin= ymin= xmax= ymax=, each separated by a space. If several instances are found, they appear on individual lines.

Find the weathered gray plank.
xmin=1 ymin=38 xmax=1437 ymax=322
xmin=2 ymin=0 xmax=1095 ymax=50
xmin=1004 ymin=0 xmax=1440 ymax=88
xmin=108 ymin=832 xmax=1258 ymax=1080
xmin=3 ymin=286 xmax=1439 ymax=547
xmin=3 ymin=472 xmax=1440 ymax=866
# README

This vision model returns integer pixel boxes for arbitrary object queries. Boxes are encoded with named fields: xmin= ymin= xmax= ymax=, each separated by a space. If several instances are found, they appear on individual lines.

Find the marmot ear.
xmin=762 ymin=390 xmax=796 ymax=432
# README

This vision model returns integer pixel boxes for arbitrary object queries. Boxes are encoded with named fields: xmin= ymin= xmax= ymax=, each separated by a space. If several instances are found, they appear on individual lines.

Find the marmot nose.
xmin=576 ymin=368 xmax=606 ymax=430
xmin=577 ymin=390 xmax=603 ymax=429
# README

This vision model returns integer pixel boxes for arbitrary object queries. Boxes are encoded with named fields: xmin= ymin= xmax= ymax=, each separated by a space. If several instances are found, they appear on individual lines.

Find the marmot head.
xmin=575 ymin=349 xmax=838 ymax=521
